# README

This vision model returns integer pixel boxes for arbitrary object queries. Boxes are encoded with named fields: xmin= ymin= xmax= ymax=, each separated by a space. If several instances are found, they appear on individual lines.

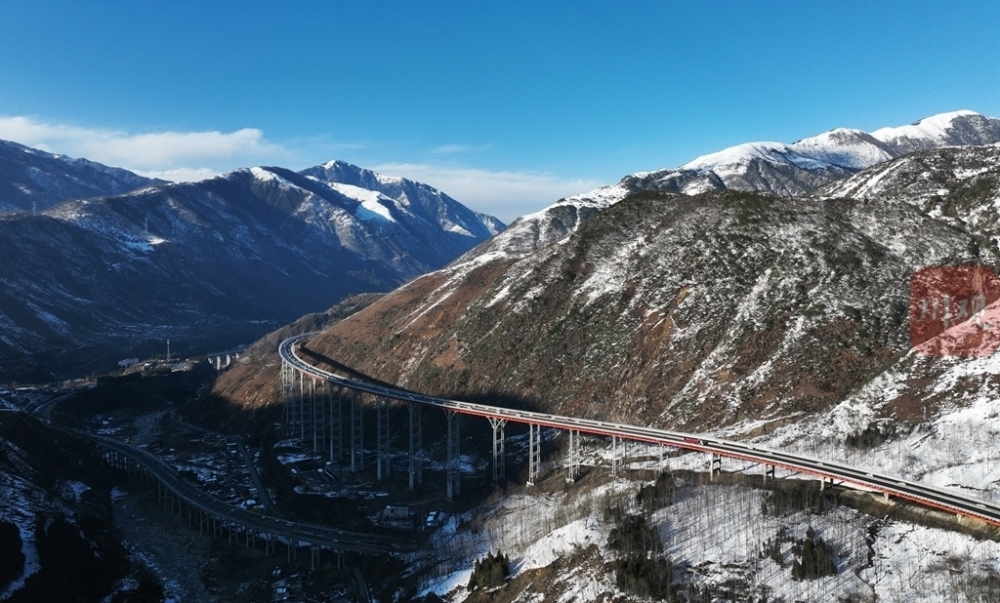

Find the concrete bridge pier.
xmin=446 ymin=411 xmax=461 ymax=500
xmin=408 ymin=403 xmax=423 ymax=490
xmin=310 ymin=545 xmax=320 ymax=571
xmin=376 ymin=397 xmax=390 ymax=480
xmin=489 ymin=417 xmax=506 ymax=484
xmin=763 ymin=464 xmax=775 ymax=481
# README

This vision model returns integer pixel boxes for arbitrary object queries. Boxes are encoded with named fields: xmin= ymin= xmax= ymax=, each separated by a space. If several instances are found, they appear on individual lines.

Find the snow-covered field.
xmin=416 ymin=408 xmax=1000 ymax=602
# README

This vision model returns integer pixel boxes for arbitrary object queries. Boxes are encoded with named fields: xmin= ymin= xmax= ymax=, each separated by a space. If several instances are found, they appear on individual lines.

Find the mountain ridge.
xmin=487 ymin=111 xmax=1000 ymax=258
xmin=0 ymin=149 xmax=503 ymax=381
xmin=0 ymin=138 xmax=164 ymax=214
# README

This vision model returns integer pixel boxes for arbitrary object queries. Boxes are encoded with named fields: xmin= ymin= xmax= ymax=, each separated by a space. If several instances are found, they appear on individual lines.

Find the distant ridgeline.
xmin=0 ymin=144 xmax=504 ymax=382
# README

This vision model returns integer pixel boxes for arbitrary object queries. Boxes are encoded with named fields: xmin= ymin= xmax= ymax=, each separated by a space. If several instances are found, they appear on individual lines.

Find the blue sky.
xmin=2 ymin=1 xmax=999 ymax=223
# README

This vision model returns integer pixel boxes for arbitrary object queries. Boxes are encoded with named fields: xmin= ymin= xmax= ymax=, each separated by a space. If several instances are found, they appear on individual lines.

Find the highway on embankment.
xmin=281 ymin=333 xmax=1000 ymax=529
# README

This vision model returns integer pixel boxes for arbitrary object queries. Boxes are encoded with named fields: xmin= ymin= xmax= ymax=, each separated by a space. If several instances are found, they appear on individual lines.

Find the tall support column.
xmin=298 ymin=370 xmax=306 ymax=441
xmin=329 ymin=386 xmax=342 ymax=466
xmin=408 ymin=403 xmax=422 ymax=490
xmin=527 ymin=423 xmax=541 ymax=486
xmin=351 ymin=390 xmax=363 ymax=472
xmin=376 ymin=397 xmax=390 ymax=480
xmin=281 ymin=360 xmax=294 ymax=433
xmin=710 ymin=453 xmax=722 ymax=479
xmin=489 ymin=418 xmax=506 ymax=484
xmin=611 ymin=435 xmax=623 ymax=476
xmin=566 ymin=429 xmax=580 ymax=483
xmin=763 ymin=464 xmax=775 ymax=481
xmin=318 ymin=382 xmax=327 ymax=454
xmin=446 ymin=411 xmax=460 ymax=500
xmin=311 ymin=378 xmax=319 ymax=452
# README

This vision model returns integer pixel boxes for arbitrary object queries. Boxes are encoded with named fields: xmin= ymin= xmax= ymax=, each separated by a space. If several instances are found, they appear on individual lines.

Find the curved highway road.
xmin=83 ymin=431 xmax=404 ymax=555
xmin=25 ymin=391 xmax=404 ymax=555
xmin=281 ymin=334 xmax=1000 ymax=529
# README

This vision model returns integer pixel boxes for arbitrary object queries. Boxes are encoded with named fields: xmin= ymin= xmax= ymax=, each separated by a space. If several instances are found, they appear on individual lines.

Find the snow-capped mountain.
xmin=623 ymin=110 xmax=1000 ymax=197
xmin=481 ymin=111 xmax=1000 ymax=258
xmin=0 ymin=139 xmax=162 ymax=214
xmin=472 ymin=184 xmax=631 ymax=256
xmin=301 ymin=160 xmax=505 ymax=239
xmin=0 ymin=152 xmax=503 ymax=381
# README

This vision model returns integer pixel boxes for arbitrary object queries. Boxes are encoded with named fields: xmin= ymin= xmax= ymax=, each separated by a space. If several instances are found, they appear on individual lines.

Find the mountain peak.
xmin=622 ymin=110 xmax=1000 ymax=199
xmin=870 ymin=110 xmax=1000 ymax=154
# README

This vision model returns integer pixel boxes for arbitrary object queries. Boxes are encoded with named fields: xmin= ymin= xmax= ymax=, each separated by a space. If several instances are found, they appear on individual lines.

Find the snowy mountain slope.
xmin=0 ymin=139 xmax=162 ymax=214
xmin=455 ymin=111 xmax=1000 ymax=269
xmin=470 ymin=184 xmax=630 ymax=256
xmin=0 ymin=155 xmax=502 ymax=381
xmin=622 ymin=110 xmax=1000 ymax=198
xmin=291 ymin=187 xmax=991 ymax=432
xmin=816 ymin=142 xmax=1000 ymax=241
xmin=872 ymin=109 xmax=1000 ymax=155
xmin=301 ymin=160 xmax=504 ymax=239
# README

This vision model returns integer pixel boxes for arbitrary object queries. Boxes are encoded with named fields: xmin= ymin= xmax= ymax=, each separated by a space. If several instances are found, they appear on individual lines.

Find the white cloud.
xmin=430 ymin=143 xmax=492 ymax=155
xmin=0 ymin=115 xmax=289 ymax=177
xmin=0 ymin=115 xmax=608 ymax=222
xmin=373 ymin=163 xmax=604 ymax=223
xmin=135 ymin=167 xmax=220 ymax=183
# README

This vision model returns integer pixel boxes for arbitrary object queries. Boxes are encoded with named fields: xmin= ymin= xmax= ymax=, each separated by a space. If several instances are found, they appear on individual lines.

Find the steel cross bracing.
xmin=610 ymin=435 xmax=623 ymax=476
xmin=329 ymin=386 xmax=342 ymax=466
xmin=279 ymin=335 xmax=1000 ymax=528
xmin=281 ymin=360 xmax=295 ymax=432
xmin=351 ymin=390 xmax=363 ymax=472
xmin=527 ymin=423 xmax=541 ymax=486
xmin=566 ymin=429 xmax=580 ymax=482
xmin=376 ymin=396 xmax=390 ymax=480
xmin=446 ymin=411 xmax=460 ymax=500
xmin=408 ymin=403 xmax=422 ymax=490
xmin=489 ymin=417 xmax=506 ymax=483
xmin=298 ymin=370 xmax=306 ymax=441
xmin=310 ymin=378 xmax=320 ymax=452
